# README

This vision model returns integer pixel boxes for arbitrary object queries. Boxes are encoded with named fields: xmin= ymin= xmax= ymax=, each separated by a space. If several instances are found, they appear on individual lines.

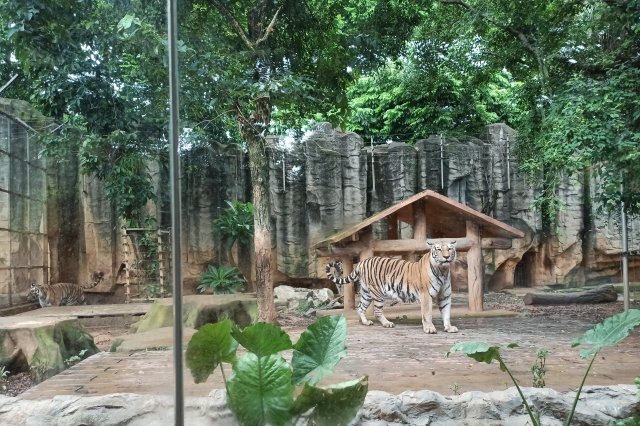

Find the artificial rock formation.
xmin=0 ymin=385 xmax=636 ymax=425
xmin=0 ymin=317 xmax=98 ymax=381
xmin=130 ymin=294 xmax=257 ymax=333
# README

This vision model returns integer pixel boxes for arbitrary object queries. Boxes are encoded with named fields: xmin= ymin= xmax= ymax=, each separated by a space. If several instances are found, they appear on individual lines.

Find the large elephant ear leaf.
xmin=186 ymin=319 xmax=238 ymax=383
xmin=231 ymin=322 xmax=293 ymax=356
xmin=290 ymin=376 xmax=368 ymax=426
xmin=291 ymin=315 xmax=347 ymax=385
xmin=446 ymin=341 xmax=507 ymax=372
xmin=227 ymin=353 xmax=294 ymax=426
xmin=572 ymin=309 xmax=640 ymax=359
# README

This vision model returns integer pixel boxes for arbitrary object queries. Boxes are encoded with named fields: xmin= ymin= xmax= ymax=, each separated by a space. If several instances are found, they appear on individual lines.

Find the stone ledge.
xmin=1 ymin=385 xmax=637 ymax=425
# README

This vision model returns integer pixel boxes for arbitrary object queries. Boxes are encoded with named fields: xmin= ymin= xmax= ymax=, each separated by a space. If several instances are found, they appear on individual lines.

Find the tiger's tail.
xmin=325 ymin=261 xmax=354 ymax=286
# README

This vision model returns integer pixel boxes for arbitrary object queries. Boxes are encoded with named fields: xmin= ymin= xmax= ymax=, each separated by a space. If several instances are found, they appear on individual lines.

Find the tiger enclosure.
xmin=1 ymin=0 xmax=640 ymax=424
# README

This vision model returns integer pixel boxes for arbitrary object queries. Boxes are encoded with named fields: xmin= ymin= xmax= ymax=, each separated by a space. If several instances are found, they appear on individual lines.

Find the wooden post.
xmin=466 ymin=220 xmax=484 ymax=312
xmin=387 ymin=213 xmax=398 ymax=240
xmin=413 ymin=201 xmax=427 ymax=241
xmin=341 ymin=256 xmax=355 ymax=310
xmin=359 ymin=231 xmax=374 ymax=316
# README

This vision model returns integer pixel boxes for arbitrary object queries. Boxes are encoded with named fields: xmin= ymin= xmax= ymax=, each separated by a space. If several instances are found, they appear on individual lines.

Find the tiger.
xmin=29 ymin=271 xmax=105 ymax=307
xmin=325 ymin=241 xmax=458 ymax=334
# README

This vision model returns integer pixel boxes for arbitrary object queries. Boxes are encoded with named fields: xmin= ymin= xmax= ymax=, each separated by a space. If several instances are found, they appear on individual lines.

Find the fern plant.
xmin=446 ymin=309 xmax=640 ymax=426
xmin=196 ymin=265 xmax=246 ymax=294
xmin=186 ymin=315 xmax=368 ymax=426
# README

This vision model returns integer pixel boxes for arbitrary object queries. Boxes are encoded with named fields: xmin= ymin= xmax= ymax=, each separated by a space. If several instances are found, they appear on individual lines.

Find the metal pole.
xmin=440 ymin=133 xmax=444 ymax=190
xmin=621 ymin=182 xmax=630 ymax=311
xmin=370 ymin=136 xmax=375 ymax=194
xmin=167 ymin=0 xmax=184 ymax=423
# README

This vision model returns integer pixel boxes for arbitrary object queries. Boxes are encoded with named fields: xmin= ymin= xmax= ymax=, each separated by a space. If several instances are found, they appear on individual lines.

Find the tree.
xmin=435 ymin=0 xmax=640 ymax=220
xmin=0 ymin=0 xmax=169 ymax=221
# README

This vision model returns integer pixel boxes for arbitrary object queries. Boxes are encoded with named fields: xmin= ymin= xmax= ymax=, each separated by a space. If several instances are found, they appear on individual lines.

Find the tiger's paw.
xmin=361 ymin=319 xmax=374 ymax=326
xmin=423 ymin=323 xmax=437 ymax=334
xmin=444 ymin=325 xmax=459 ymax=333
xmin=381 ymin=321 xmax=395 ymax=328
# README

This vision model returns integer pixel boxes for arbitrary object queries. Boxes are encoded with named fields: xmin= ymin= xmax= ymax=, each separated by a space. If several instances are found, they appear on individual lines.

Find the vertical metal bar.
xmin=621 ymin=181 xmax=630 ymax=311
xmin=282 ymin=151 xmax=286 ymax=192
xmin=370 ymin=136 xmax=375 ymax=193
xmin=167 ymin=0 xmax=184 ymax=423
xmin=440 ymin=133 xmax=444 ymax=190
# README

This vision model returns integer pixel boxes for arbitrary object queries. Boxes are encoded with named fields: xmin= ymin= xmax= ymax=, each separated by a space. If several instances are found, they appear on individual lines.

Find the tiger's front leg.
xmin=419 ymin=291 xmax=437 ymax=334
xmin=439 ymin=292 xmax=458 ymax=333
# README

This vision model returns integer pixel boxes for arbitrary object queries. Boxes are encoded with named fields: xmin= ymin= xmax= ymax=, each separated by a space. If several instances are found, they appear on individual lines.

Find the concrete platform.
xmin=19 ymin=313 xmax=640 ymax=399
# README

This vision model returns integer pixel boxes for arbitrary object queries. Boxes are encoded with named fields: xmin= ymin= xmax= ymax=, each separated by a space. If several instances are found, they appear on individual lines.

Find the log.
xmin=523 ymin=285 xmax=618 ymax=306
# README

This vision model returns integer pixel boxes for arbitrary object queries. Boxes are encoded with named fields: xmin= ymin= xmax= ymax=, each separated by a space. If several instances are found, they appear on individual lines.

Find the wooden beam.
xmin=466 ymin=220 xmax=484 ymax=312
xmin=315 ymin=237 xmax=512 ymax=257
xmin=341 ymin=256 xmax=355 ymax=310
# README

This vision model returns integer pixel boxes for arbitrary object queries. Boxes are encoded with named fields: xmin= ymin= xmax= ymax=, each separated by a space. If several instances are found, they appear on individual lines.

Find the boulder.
xmin=0 ymin=317 xmax=98 ymax=381
xmin=131 ymin=294 xmax=257 ymax=333
xmin=274 ymin=285 xmax=336 ymax=313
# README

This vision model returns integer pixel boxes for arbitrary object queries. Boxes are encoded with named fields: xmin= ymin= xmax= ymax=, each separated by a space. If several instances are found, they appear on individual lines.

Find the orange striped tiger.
xmin=325 ymin=241 xmax=458 ymax=334
xmin=29 ymin=271 xmax=105 ymax=307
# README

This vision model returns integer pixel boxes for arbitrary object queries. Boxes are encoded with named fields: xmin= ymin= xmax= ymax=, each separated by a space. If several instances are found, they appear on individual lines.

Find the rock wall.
xmin=44 ymin=120 xmax=640 ymax=295
xmin=270 ymin=122 xmax=640 ymax=290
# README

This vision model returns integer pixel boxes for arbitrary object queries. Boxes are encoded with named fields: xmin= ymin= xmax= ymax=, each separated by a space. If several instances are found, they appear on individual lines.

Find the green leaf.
xmin=231 ymin=322 xmax=293 ymax=357
xmin=446 ymin=341 xmax=506 ymax=372
xmin=291 ymin=315 xmax=348 ymax=385
xmin=572 ymin=309 xmax=640 ymax=359
xmin=290 ymin=376 xmax=368 ymax=426
xmin=227 ymin=353 xmax=294 ymax=426
xmin=185 ymin=320 xmax=238 ymax=383
xmin=117 ymin=14 xmax=135 ymax=31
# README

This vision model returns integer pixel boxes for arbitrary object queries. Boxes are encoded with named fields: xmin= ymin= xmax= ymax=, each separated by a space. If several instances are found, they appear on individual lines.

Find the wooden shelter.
xmin=314 ymin=190 xmax=525 ymax=312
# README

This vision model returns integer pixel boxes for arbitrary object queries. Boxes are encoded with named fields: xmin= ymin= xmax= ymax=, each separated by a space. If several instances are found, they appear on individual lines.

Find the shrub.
xmin=186 ymin=315 xmax=368 ymax=426
xmin=196 ymin=265 xmax=246 ymax=294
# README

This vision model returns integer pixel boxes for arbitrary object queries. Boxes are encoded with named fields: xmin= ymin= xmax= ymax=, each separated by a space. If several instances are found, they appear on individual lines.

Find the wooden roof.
xmin=314 ymin=189 xmax=524 ymax=249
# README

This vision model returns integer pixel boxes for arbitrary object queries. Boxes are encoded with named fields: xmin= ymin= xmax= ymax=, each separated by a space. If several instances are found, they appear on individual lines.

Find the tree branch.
xmin=255 ymin=6 xmax=282 ymax=47
xmin=210 ymin=0 xmax=255 ymax=51
xmin=0 ymin=74 xmax=18 ymax=95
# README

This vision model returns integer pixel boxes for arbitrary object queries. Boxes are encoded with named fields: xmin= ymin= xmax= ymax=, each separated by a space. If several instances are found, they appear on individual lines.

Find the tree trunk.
xmin=239 ymin=96 xmax=277 ymax=324
xmin=523 ymin=285 xmax=618 ymax=306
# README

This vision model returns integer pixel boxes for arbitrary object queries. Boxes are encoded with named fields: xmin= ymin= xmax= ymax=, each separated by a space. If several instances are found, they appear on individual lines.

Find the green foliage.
xmin=185 ymin=320 xmax=238 ymax=384
xmin=196 ymin=265 xmax=246 ymax=294
xmin=64 ymin=349 xmax=89 ymax=367
xmin=572 ymin=309 xmax=640 ymax=359
xmin=214 ymin=201 xmax=255 ymax=248
xmin=185 ymin=316 xmax=367 ymax=426
xmin=291 ymin=314 xmax=348 ymax=386
xmin=448 ymin=310 xmax=640 ymax=426
xmin=531 ymin=348 xmax=549 ymax=388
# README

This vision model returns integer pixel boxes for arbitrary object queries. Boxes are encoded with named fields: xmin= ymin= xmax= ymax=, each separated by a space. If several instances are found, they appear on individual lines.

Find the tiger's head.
xmin=29 ymin=283 xmax=45 ymax=300
xmin=428 ymin=240 xmax=456 ymax=265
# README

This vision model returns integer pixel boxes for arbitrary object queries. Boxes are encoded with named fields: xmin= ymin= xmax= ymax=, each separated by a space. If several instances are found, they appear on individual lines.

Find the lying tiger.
xmin=29 ymin=271 xmax=105 ymax=307
xmin=325 ymin=241 xmax=458 ymax=334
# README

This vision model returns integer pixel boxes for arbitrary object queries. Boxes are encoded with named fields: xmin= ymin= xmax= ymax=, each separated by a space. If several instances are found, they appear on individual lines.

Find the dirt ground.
xmin=3 ymin=291 xmax=640 ymax=397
